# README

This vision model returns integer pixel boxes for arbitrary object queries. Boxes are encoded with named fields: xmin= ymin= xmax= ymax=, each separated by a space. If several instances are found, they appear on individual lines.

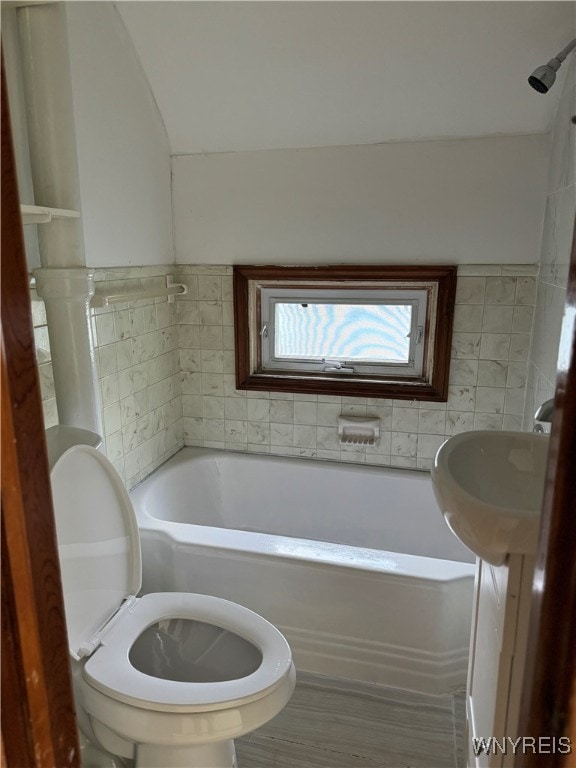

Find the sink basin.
xmin=431 ymin=431 xmax=549 ymax=565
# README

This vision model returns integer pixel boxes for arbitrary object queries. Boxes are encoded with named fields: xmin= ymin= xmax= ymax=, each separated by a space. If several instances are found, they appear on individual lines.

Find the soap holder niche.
xmin=338 ymin=416 xmax=380 ymax=446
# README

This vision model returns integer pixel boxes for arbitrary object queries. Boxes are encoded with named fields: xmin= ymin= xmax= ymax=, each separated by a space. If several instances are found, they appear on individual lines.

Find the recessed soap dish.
xmin=338 ymin=416 xmax=380 ymax=446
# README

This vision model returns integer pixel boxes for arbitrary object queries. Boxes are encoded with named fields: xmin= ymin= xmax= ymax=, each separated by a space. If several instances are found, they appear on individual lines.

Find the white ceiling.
xmin=117 ymin=1 xmax=575 ymax=155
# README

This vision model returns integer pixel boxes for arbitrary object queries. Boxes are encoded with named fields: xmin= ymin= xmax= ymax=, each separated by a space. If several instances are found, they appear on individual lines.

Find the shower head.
xmin=528 ymin=38 xmax=576 ymax=94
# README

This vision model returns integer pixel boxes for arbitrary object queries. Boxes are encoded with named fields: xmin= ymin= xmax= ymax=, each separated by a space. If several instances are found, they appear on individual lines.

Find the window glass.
xmin=274 ymin=302 xmax=413 ymax=363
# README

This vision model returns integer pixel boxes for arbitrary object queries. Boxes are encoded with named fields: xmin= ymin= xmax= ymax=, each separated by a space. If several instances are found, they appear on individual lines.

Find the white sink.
xmin=431 ymin=431 xmax=549 ymax=565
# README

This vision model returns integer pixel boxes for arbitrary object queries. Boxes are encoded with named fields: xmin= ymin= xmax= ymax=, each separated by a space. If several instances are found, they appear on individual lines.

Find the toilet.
xmin=50 ymin=442 xmax=296 ymax=768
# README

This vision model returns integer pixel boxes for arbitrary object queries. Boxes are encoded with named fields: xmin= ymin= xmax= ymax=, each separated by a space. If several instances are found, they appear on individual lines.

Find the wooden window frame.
xmin=233 ymin=265 xmax=457 ymax=401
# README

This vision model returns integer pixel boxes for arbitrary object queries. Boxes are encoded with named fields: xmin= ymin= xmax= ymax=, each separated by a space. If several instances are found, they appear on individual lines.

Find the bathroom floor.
xmin=236 ymin=673 xmax=466 ymax=768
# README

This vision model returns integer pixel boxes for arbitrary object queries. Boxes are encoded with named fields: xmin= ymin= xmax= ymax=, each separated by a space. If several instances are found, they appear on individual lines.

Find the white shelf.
xmin=20 ymin=204 xmax=80 ymax=225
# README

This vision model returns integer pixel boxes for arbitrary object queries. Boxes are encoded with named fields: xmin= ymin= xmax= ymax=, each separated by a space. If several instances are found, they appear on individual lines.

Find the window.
xmin=234 ymin=266 xmax=457 ymax=401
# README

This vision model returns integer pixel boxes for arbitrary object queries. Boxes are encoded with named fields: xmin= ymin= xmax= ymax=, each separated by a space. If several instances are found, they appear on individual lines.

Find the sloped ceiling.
xmin=117 ymin=1 xmax=575 ymax=155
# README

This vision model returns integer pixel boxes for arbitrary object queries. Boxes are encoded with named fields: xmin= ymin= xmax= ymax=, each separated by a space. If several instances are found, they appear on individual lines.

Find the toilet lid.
xmin=51 ymin=446 xmax=142 ymax=660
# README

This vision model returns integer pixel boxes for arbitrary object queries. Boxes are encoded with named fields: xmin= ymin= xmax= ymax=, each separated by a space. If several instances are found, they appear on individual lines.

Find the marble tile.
xmin=180 ymin=349 xmax=201 ymax=372
xmin=225 ymin=419 xmax=248 ymax=443
xmin=366 ymin=430 xmax=391 ymax=455
xmin=246 ymin=422 xmax=270 ymax=445
xmin=270 ymin=399 xmax=295 ymax=424
xmin=391 ymin=431 xmax=417 ymax=458
xmin=198 ymin=275 xmax=222 ymax=300
xmin=179 ymin=324 xmax=201 ymax=348
xmin=200 ymin=325 xmax=223 ymax=349
xmin=515 ymin=277 xmax=537 ymax=306
xmin=477 ymin=360 xmax=507 ymax=388
xmin=417 ymin=433 xmax=445 ymax=459
xmin=247 ymin=398 xmax=270 ymax=422
xmin=392 ymin=407 xmax=419 ymax=432
xmin=42 ymin=397 xmax=58 ymax=428
xmin=35 ymin=260 xmax=542 ymax=486
xmin=222 ymin=326 xmax=236 ymax=350
xmin=473 ymin=412 xmax=503 ymax=430
xmin=95 ymin=313 xmax=116 ymax=346
xmin=201 ymin=349 xmax=224 ymax=373
xmin=455 ymin=277 xmax=486 ymax=304
xmin=447 ymin=386 xmax=476 ymax=412
xmin=370 ymin=406 xmax=393 ymax=430
xmin=475 ymin=387 xmax=505 ymax=414
xmin=445 ymin=411 xmax=474 ymax=436
xmin=501 ymin=264 xmax=538 ymax=277
xmin=453 ymin=304 xmax=483 ymax=332
xmin=506 ymin=362 xmax=528 ymax=390
xmin=479 ymin=333 xmax=510 ymax=361
xmin=484 ymin=277 xmax=516 ymax=305
xmin=508 ymin=334 xmax=530 ymax=362
xmin=317 ymin=403 xmax=341 ymax=426
xmin=389 ymin=456 xmax=417 ymax=469
xmin=341 ymin=403 xmax=368 ymax=418
xmin=316 ymin=426 xmax=340 ymax=451
xmin=38 ymin=363 xmax=55 ymax=401
xmin=204 ymin=418 xmax=225 ymax=442
xmin=449 ymin=359 xmax=478 ymax=386
xmin=225 ymin=397 xmax=248 ymax=421
xmin=457 ymin=265 xmax=501 ymax=277
xmin=222 ymin=277 xmax=234 ymax=302
xmin=294 ymin=424 xmax=317 ymax=449
xmin=201 ymin=373 xmax=224 ymax=396
xmin=199 ymin=300 xmax=223 ymax=325
xmin=181 ymin=371 xmax=202 ymax=395
xmin=451 ymin=333 xmax=481 ymax=360
xmin=481 ymin=306 xmax=514 ymax=334
xmin=512 ymin=305 xmax=534 ymax=334
xmin=220 ymin=376 xmax=242 ymax=399
xmin=270 ymin=422 xmax=294 ymax=447
xmin=418 ymin=409 xmax=446 ymax=435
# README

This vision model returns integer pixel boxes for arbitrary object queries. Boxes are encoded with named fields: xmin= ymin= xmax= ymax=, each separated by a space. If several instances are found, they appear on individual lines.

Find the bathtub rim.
xmin=131 ymin=445 xmax=475 ymax=583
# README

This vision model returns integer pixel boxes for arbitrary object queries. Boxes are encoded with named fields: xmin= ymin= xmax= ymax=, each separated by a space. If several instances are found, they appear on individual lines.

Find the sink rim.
xmin=432 ymin=429 xmax=549 ymax=518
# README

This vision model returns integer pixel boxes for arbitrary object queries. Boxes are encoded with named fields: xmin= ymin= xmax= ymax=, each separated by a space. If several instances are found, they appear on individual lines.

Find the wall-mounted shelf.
xmin=91 ymin=275 xmax=188 ymax=308
xmin=20 ymin=204 xmax=80 ymax=225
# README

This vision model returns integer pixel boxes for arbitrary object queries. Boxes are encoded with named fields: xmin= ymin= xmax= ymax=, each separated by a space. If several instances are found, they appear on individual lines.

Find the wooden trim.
xmin=515 ymin=216 xmax=576 ymax=767
xmin=233 ymin=264 xmax=456 ymax=401
xmin=1 ymin=54 xmax=80 ymax=768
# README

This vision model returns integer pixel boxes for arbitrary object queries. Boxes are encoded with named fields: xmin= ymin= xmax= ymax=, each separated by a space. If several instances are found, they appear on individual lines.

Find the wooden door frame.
xmin=515 ymin=217 xmax=576 ymax=767
xmin=1 ymin=53 xmax=80 ymax=768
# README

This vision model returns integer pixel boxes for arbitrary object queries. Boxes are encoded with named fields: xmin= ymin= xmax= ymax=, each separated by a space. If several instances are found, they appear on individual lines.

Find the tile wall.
xmin=523 ymin=63 xmax=576 ymax=430
xmin=32 ymin=266 xmax=184 ymax=489
xmin=32 ymin=262 xmax=538 ymax=480
xmin=175 ymin=264 xmax=537 ymax=470
xmin=31 ymin=285 xmax=58 ymax=428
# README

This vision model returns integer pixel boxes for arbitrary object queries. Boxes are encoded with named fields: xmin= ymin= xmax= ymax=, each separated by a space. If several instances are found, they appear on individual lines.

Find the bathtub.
xmin=131 ymin=447 xmax=475 ymax=695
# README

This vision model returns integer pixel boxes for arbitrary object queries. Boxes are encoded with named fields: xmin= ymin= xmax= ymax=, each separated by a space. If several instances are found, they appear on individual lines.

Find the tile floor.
xmin=237 ymin=673 xmax=466 ymax=768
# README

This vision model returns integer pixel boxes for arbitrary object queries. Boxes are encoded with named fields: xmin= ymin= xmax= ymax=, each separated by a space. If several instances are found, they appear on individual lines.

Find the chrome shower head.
xmin=528 ymin=38 xmax=576 ymax=94
xmin=528 ymin=60 xmax=561 ymax=93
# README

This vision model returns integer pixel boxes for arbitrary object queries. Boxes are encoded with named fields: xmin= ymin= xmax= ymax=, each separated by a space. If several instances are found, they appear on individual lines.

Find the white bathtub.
xmin=131 ymin=447 xmax=475 ymax=695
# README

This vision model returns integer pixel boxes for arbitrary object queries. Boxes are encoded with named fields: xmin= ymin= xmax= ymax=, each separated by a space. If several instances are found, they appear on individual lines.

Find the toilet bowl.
xmin=50 ymin=444 xmax=295 ymax=768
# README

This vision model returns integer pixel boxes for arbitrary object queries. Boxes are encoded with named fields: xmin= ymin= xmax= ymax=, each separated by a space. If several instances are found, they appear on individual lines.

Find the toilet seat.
xmin=83 ymin=591 xmax=293 ymax=714
xmin=50 ymin=444 xmax=294 ymax=728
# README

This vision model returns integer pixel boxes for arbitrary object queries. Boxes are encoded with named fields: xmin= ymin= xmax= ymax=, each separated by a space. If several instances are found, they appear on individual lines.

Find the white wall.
xmin=173 ymin=135 xmax=548 ymax=265
xmin=118 ymin=1 xmax=572 ymax=154
xmin=65 ymin=3 xmax=173 ymax=268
